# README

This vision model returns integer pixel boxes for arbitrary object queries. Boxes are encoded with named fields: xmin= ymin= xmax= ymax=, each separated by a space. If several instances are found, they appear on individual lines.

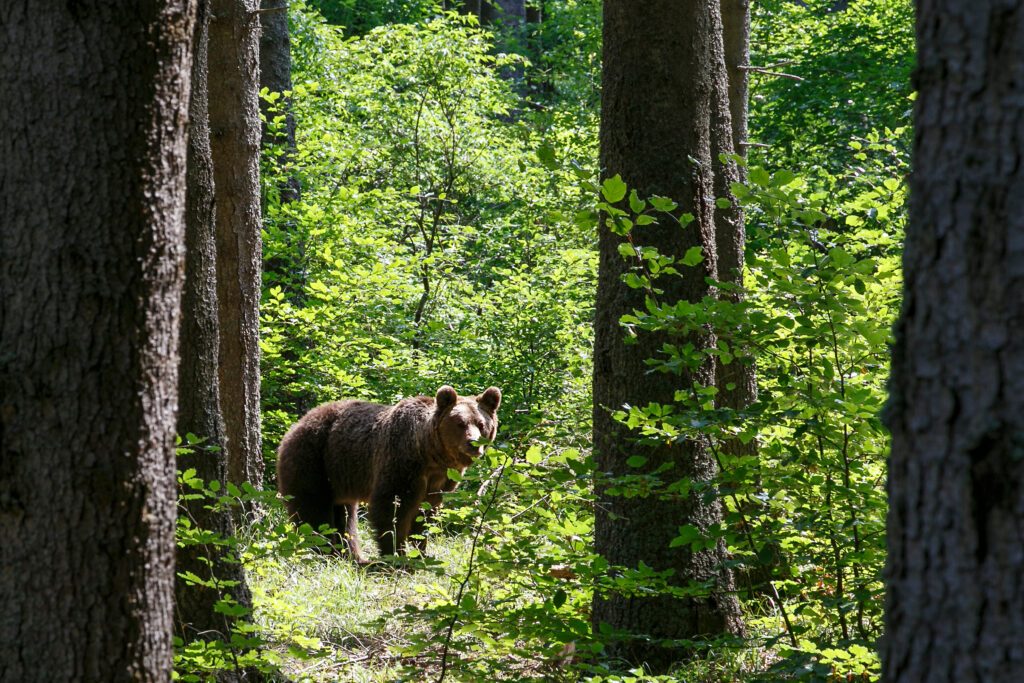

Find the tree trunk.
xmin=882 ymin=2 xmax=1024 ymax=680
xmin=175 ymin=2 xmax=258 ymax=666
xmin=209 ymin=0 xmax=265 ymax=491
xmin=721 ymin=0 xmax=750 ymax=168
xmin=480 ymin=0 xmax=526 ymax=24
xmin=259 ymin=0 xmax=299 ymax=203
xmin=0 ymin=3 xmax=196 ymax=681
xmin=528 ymin=1 xmax=544 ymax=24
xmin=526 ymin=1 xmax=542 ymax=24
xmin=260 ymin=0 xmax=305 ymax=288
xmin=714 ymin=0 xmax=771 ymax=599
xmin=593 ymin=0 xmax=744 ymax=671
xmin=460 ymin=0 xmax=482 ymax=17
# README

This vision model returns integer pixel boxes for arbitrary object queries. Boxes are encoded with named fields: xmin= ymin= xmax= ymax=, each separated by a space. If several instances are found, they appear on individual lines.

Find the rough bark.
xmin=209 ymin=0 xmax=265 ymax=490
xmin=258 ymin=0 xmax=311 ymax=418
xmin=175 ymin=1 xmax=257 ymax=664
xmin=260 ymin=0 xmax=305 ymax=289
xmin=593 ymin=0 xmax=744 ymax=671
xmin=0 ymin=2 xmax=196 ymax=680
xmin=721 ymin=0 xmax=750 ymax=168
xmin=882 ymin=2 xmax=1024 ymax=680
xmin=258 ymin=0 xmax=299 ymax=203
xmin=715 ymin=0 xmax=769 ymax=598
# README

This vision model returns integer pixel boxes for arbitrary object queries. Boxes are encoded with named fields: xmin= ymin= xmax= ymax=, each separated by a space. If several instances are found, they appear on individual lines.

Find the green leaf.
xmin=649 ymin=196 xmax=677 ymax=212
xmin=749 ymin=166 xmax=770 ymax=187
xmin=681 ymin=246 xmax=704 ymax=266
xmin=623 ymin=273 xmax=646 ymax=289
xmin=537 ymin=144 xmax=558 ymax=171
xmin=625 ymin=455 xmax=647 ymax=468
xmin=771 ymin=170 xmax=798 ymax=187
xmin=628 ymin=189 xmax=646 ymax=214
xmin=669 ymin=524 xmax=704 ymax=549
xmin=601 ymin=175 xmax=627 ymax=203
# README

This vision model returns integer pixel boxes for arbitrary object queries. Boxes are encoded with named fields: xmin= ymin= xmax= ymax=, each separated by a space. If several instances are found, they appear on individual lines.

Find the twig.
xmin=687 ymin=387 xmax=800 ymax=649
xmin=436 ymin=455 xmax=511 ymax=683
xmin=738 ymin=65 xmax=805 ymax=81
xmin=745 ymin=60 xmax=796 ymax=69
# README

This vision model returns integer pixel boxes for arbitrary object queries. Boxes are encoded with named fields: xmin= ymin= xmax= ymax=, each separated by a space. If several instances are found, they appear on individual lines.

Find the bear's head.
xmin=434 ymin=385 xmax=501 ymax=468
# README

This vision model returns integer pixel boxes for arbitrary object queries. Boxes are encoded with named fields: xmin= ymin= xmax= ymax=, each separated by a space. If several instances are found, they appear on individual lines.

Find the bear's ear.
xmin=435 ymin=385 xmax=458 ymax=414
xmin=478 ymin=387 xmax=502 ymax=414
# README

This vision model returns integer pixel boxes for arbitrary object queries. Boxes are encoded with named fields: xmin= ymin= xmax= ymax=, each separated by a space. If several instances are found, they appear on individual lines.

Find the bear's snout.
xmin=464 ymin=425 xmax=483 ymax=455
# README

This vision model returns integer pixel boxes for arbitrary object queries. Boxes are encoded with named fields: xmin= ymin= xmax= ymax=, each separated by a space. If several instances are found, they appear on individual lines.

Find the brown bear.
xmin=276 ymin=385 xmax=501 ymax=562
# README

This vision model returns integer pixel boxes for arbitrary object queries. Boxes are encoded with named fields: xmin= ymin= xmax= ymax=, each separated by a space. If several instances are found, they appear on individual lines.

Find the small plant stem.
xmin=702 ymin=431 xmax=798 ymax=648
xmin=436 ymin=454 xmax=510 ymax=683
xmin=825 ymin=310 xmax=868 ymax=640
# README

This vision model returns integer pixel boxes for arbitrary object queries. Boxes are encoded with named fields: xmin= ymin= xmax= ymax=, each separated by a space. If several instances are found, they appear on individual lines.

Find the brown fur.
xmin=276 ymin=385 xmax=501 ymax=562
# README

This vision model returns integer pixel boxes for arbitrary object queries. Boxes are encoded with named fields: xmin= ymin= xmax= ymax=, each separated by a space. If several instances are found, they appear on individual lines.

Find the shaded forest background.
xmin=170 ymin=0 xmax=915 ymax=680
xmin=9 ymin=0 xmax=1024 ymax=681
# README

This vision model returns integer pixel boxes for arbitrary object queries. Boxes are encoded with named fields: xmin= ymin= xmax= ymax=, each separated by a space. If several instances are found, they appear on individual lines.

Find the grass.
xmin=248 ymin=523 xmax=481 ymax=682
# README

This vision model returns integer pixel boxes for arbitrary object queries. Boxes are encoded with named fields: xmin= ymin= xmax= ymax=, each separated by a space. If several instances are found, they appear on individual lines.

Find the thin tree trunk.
xmin=526 ymin=1 xmax=542 ymax=24
xmin=721 ymin=0 xmax=750 ymax=168
xmin=715 ymin=0 xmax=773 ymax=600
xmin=481 ymin=0 xmax=526 ymax=24
xmin=258 ymin=0 xmax=313 ymax=418
xmin=210 ymin=0 xmax=265 ymax=491
xmin=0 ymin=3 xmax=196 ymax=680
xmin=260 ymin=0 xmax=304 ymax=291
xmin=259 ymin=0 xmax=300 ymax=204
xmin=882 ymin=1 xmax=1024 ymax=680
xmin=593 ymin=0 xmax=744 ymax=671
xmin=175 ymin=3 xmax=258 ymax=667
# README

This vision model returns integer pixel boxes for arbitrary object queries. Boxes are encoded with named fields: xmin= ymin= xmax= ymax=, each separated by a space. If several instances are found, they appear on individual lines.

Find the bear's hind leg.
xmin=334 ymin=503 xmax=366 ymax=563
xmin=285 ymin=487 xmax=336 ymax=552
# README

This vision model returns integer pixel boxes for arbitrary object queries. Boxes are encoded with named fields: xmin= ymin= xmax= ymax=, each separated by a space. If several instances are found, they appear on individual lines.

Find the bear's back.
xmin=320 ymin=400 xmax=390 ymax=503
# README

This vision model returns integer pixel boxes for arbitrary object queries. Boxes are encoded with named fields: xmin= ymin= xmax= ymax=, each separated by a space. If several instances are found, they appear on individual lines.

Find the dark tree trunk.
xmin=460 ymin=0 xmax=482 ymax=17
xmin=480 ymin=0 xmax=526 ymax=24
xmin=593 ymin=0 xmax=744 ymax=672
xmin=0 ymin=3 xmax=196 ymax=681
xmin=714 ymin=0 xmax=770 ymax=600
xmin=721 ymin=0 xmax=750 ymax=168
xmin=882 ymin=2 xmax=1024 ymax=680
xmin=526 ymin=1 xmax=542 ymax=24
xmin=258 ymin=0 xmax=299 ymax=202
xmin=209 ymin=0 xmax=265 ymax=491
xmin=259 ymin=0 xmax=305 ymax=289
xmin=175 ymin=2 xmax=257 ymax=665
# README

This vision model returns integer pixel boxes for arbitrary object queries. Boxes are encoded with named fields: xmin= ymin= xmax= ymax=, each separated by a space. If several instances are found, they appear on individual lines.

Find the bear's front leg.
xmin=369 ymin=475 xmax=428 ymax=556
